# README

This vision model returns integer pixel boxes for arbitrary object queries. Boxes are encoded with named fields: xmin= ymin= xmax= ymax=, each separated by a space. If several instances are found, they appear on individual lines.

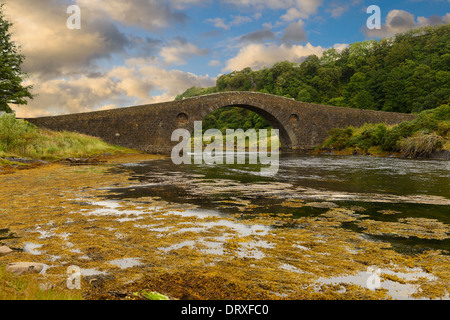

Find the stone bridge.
xmin=27 ymin=92 xmax=416 ymax=153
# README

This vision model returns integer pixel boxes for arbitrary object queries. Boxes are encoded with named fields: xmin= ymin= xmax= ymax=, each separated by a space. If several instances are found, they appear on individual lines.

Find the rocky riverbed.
xmin=0 ymin=154 xmax=449 ymax=300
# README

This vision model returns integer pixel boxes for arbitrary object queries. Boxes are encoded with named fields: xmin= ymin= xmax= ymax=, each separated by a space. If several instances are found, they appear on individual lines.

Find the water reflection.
xmin=104 ymin=153 xmax=450 ymax=254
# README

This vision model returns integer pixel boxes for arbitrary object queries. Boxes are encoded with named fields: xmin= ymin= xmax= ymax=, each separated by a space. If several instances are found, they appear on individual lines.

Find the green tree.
xmin=176 ymin=24 xmax=450 ymax=119
xmin=0 ymin=4 xmax=33 ymax=113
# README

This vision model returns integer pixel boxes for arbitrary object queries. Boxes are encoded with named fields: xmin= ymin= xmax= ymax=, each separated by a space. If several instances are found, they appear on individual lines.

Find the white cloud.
xmin=365 ymin=10 xmax=450 ymax=38
xmin=16 ymin=61 xmax=216 ymax=118
xmin=253 ymin=12 xmax=262 ymax=20
xmin=417 ymin=12 xmax=450 ymax=26
xmin=4 ymin=0 xmax=129 ymax=79
xmin=77 ymin=0 xmax=188 ymax=30
xmin=159 ymin=38 xmax=209 ymax=65
xmin=206 ymin=17 xmax=230 ymax=30
xmin=222 ymin=0 xmax=324 ymax=18
xmin=169 ymin=0 xmax=211 ymax=10
xmin=328 ymin=3 xmax=349 ymax=18
xmin=282 ymin=20 xmax=308 ymax=45
xmin=15 ymin=74 xmax=124 ymax=117
xmin=231 ymin=15 xmax=253 ymax=25
xmin=206 ymin=14 xmax=254 ymax=30
xmin=325 ymin=0 xmax=362 ymax=18
xmin=4 ymin=0 xmax=215 ymax=117
xmin=223 ymin=42 xmax=326 ymax=72
xmin=333 ymin=43 xmax=349 ymax=52
xmin=240 ymin=29 xmax=275 ymax=43
xmin=281 ymin=8 xmax=308 ymax=21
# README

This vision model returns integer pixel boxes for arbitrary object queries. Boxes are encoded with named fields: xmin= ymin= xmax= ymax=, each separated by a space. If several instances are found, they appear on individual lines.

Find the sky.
xmin=3 ymin=0 xmax=449 ymax=118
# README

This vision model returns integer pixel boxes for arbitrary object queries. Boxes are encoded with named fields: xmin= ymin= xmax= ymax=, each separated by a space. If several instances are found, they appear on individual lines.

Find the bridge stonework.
xmin=26 ymin=92 xmax=417 ymax=154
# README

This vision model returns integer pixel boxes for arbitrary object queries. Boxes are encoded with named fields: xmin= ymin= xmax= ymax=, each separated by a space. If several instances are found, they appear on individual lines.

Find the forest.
xmin=175 ymin=24 xmax=449 ymax=135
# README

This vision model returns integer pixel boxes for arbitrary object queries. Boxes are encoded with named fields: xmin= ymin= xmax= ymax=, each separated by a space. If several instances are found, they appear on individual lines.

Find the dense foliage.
xmin=176 ymin=24 xmax=449 ymax=133
xmin=322 ymin=104 xmax=450 ymax=156
xmin=0 ymin=4 xmax=33 ymax=113
xmin=201 ymin=106 xmax=271 ymax=134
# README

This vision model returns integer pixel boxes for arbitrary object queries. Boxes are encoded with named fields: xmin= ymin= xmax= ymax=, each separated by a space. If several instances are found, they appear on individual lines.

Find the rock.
xmin=83 ymin=274 xmax=115 ymax=290
xmin=0 ymin=245 xmax=14 ymax=256
xmin=5 ymin=157 xmax=36 ymax=164
xmin=306 ymin=201 xmax=339 ymax=209
xmin=65 ymin=158 xmax=106 ymax=164
xmin=428 ymin=150 xmax=450 ymax=160
xmin=6 ymin=262 xmax=44 ymax=275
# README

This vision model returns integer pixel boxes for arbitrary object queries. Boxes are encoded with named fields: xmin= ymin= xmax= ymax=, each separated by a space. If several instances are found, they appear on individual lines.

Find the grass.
xmin=0 ymin=158 xmax=30 ymax=167
xmin=0 ymin=113 xmax=138 ymax=162
xmin=0 ymin=265 xmax=83 ymax=300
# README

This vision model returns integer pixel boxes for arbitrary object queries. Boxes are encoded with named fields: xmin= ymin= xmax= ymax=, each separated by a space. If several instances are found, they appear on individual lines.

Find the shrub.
xmin=421 ymin=104 xmax=450 ymax=121
xmin=349 ymin=123 xmax=387 ymax=151
xmin=381 ymin=121 xmax=415 ymax=151
xmin=323 ymin=128 xmax=353 ymax=150
xmin=436 ymin=121 xmax=450 ymax=137
xmin=399 ymin=132 xmax=444 ymax=157
xmin=322 ymin=104 xmax=450 ymax=155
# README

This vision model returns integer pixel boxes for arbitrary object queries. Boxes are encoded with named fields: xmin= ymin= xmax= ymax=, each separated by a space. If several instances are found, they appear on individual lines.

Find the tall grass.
xmin=399 ymin=132 xmax=444 ymax=157
xmin=0 ymin=265 xmax=83 ymax=300
xmin=0 ymin=114 xmax=133 ymax=160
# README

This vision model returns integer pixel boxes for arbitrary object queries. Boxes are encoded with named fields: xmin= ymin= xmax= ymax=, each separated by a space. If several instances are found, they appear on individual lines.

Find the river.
xmin=0 ymin=153 xmax=449 ymax=300
xmin=108 ymin=153 xmax=450 ymax=254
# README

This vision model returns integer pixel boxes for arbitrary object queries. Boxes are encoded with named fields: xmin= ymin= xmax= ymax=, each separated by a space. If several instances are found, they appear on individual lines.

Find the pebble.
xmin=0 ymin=245 xmax=13 ymax=256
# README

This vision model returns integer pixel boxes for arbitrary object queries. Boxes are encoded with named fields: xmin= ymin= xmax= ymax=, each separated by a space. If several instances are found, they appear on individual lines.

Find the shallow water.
xmin=1 ymin=153 xmax=448 ymax=300
xmin=106 ymin=154 xmax=450 ymax=254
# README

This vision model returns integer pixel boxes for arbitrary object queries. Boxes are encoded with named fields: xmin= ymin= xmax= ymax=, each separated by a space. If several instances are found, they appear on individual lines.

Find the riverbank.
xmin=2 ymin=146 xmax=448 ymax=176
xmin=310 ymin=147 xmax=450 ymax=161
xmin=0 ymin=153 xmax=449 ymax=300
xmin=0 ymin=113 xmax=140 ymax=174
xmin=318 ymin=104 xmax=450 ymax=160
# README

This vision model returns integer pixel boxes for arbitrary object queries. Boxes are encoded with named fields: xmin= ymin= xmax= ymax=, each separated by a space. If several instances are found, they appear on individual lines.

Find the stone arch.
xmin=176 ymin=112 xmax=189 ymax=125
xmin=200 ymin=104 xmax=294 ymax=150
xmin=184 ymin=94 xmax=299 ymax=150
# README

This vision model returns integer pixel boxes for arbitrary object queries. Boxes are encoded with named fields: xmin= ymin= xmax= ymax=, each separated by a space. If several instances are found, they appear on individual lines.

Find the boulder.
xmin=0 ymin=245 xmax=14 ymax=256
xmin=6 ymin=262 xmax=44 ymax=275
xmin=65 ymin=158 xmax=105 ymax=164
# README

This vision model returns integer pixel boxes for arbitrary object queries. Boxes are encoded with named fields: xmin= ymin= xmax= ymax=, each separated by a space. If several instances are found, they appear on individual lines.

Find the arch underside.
xmin=198 ymin=103 xmax=295 ymax=150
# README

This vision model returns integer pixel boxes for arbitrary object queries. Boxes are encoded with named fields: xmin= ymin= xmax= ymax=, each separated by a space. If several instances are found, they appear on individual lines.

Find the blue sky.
xmin=3 ymin=0 xmax=449 ymax=117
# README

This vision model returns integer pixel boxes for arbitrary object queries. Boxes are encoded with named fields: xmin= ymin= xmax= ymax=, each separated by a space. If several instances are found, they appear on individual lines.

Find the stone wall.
xmin=27 ymin=92 xmax=417 ymax=153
